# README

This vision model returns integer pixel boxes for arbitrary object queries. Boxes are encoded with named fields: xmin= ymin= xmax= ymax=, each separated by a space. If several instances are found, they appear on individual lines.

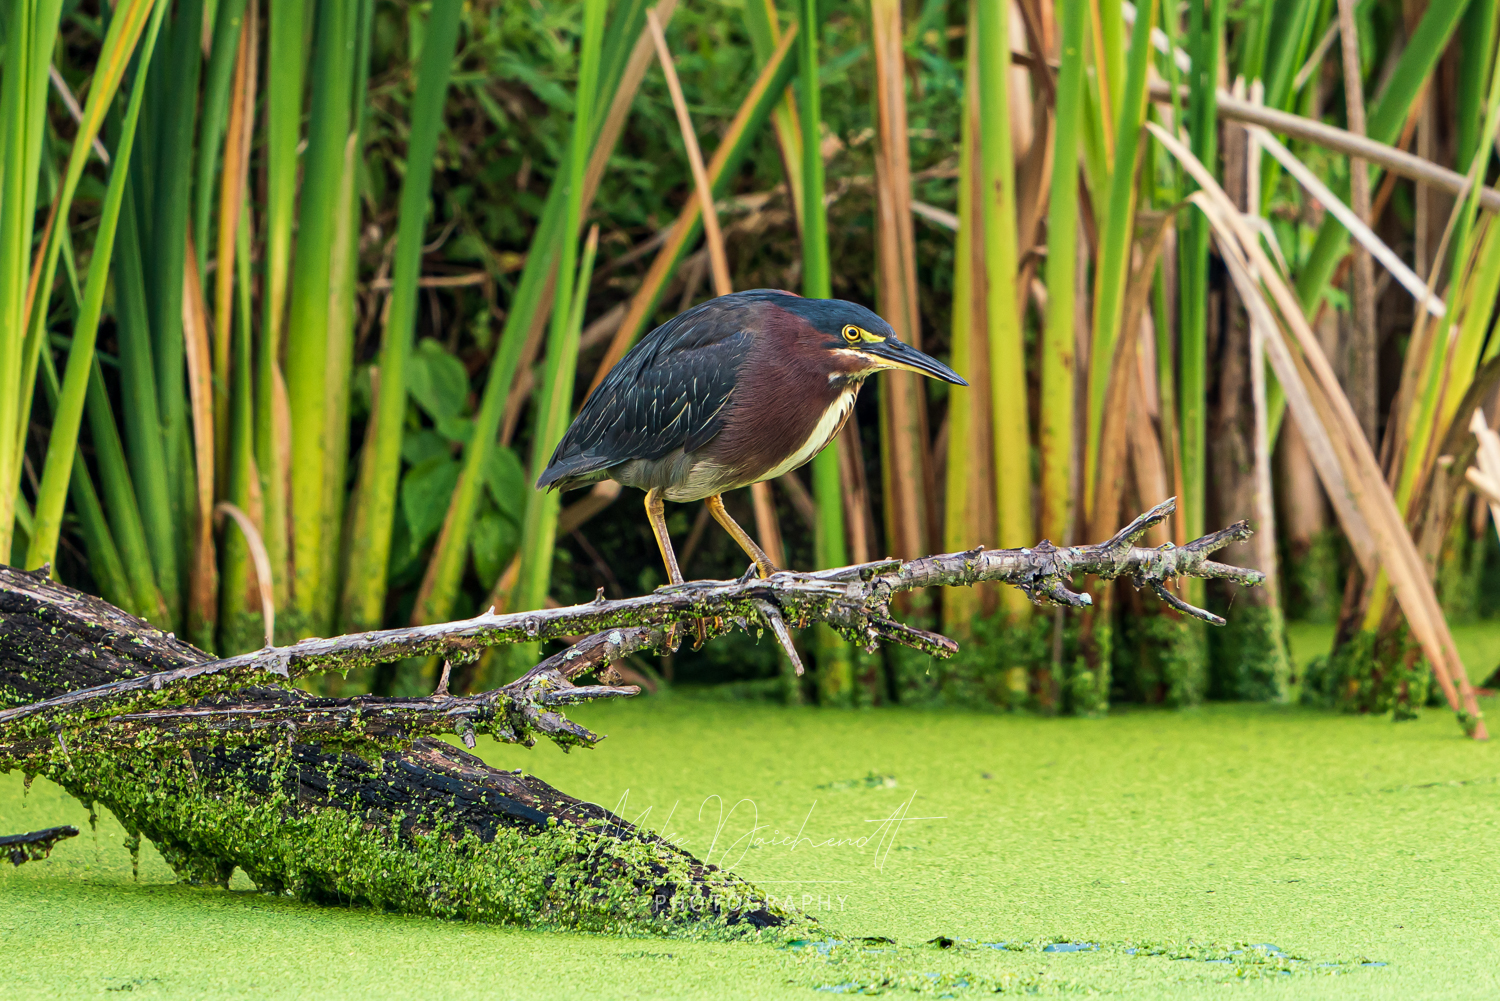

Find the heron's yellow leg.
xmin=706 ymin=494 xmax=779 ymax=579
xmin=645 ymin=487 xmax=684 ymax=585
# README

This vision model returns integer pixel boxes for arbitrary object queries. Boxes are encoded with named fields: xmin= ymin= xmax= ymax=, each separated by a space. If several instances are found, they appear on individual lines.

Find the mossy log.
xmin=0 ymin=497 xmax=1259 ymax=930
xmin=0 ymin=571 xmax=794 ymax=932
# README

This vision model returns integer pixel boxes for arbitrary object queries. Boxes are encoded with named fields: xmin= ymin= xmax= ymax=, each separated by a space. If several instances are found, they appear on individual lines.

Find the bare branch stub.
xmin=1 ymin=825 xmax=79 ymax=866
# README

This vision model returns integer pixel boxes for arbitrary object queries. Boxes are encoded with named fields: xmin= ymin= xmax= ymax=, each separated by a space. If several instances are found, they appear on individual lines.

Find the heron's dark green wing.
xmin=536 ymin=299 xmax=755 ymax=488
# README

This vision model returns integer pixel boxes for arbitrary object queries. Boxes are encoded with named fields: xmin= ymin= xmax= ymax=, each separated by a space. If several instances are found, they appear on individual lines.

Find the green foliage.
xmin=1283 ymin=529 xmax=1347 ymax=625
xmin=470 ymin=505 xmax=519 ymax=589
xmin=1208 ymin=602 xmax=1290 ymax=703
xmin=890 ymin=614 xmax=1053 ymax=711
xmin=401 ymin=455 xmax=462 ymax=556
xmin=1302 ymin=626 xmax=1434 ymax=720
xmin=407 ymin=339 xmax=472 ymax=423
xmin=1114 ymin=609 xmax=1207 ymax=708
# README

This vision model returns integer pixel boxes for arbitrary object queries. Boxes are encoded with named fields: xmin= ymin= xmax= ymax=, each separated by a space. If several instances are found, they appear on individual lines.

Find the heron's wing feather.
xmin=536 ymin=299 xmax=754 ymax=488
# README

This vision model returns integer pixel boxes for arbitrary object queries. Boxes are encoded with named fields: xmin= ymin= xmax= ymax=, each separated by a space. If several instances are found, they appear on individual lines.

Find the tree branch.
xmin=0 ymin=499 xmax=1261 ymax=929
xmin=2 ymin=498 xmax=1260 ymax=758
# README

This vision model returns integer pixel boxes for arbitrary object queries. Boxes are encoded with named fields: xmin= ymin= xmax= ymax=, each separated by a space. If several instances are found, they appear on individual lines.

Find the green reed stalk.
xmin=1253 ymin=0 xmax=1326 ymax=281
xmin=1179 ymin=0 xmax=1225 ymax=563
xmin=1040 ymin=0 xmax=1088 ymax=549
xmin=26 ymin=0 xmax=168 ymax=570
xmin=744 ymin=0 xmax=805 ymax=236
xmin=1294 ymin=0 xmax=1472 ymax=314
xmin=285 ymin=0 xmax=357 ymax=635
xmin=1459 ymin=0 xmax=1498 ymax=169
xmin=796 ymin=0 xmax=851 ymax=701
xmin=255 ymin=0 xmax=305 ymax=613
xmin=219 ymin=197 xmax=259 ymax=651
xmin=977 ymin=0 xmax=1030 ymax=624
xmin=1376 ymin=56 xmax=1500 ymax=599
xmin=1085 ymin=0 xmax=1155 ymax=520
xmin=0 ymin=0 xmax=65 ymax=558
xmin=1264 ymin=0 xmax=1466 ymax=446
xmin=798 ymin=0 xmax=832 ymax=306
xmin=15 ymin=0 xmax=155 ymax=528
xmin=82 ymin=356 xmax=170 ymax=627
xmin=64 ymin=343 xmax=163 ymax=628
xmin=193 ymin=0 xmax=251 ymax=282
xmin=942 ymin=4 xmax=982 ymax=639
xmin=340 ymin=0 xmax=463 ymax=632
xmin=405 ymin=0 xmax=661 ymax=639
xmin=1099 ymin=0 xmax=1125 ymax=127
xmin=1363 ymin=210 xmax=1500 ymax=635
xmin=1257 ymin=0 xmax=1329 ymax=446
xmin=115 ymin=188 xmax=181 ymax=628
xmin=1263 ymin=0 xmax=1324 ymax=112
xmin=514 ymin=0 xmax=607 ymax=631
xmin=30 ymin=195 xmax=131 ymax=609
xmin=316 ymin=0 xmax=374 ymax=637
xmin=1239 ymin=0 xmax=1271 ymax=83
xmin=1453 ymin=0 xmax=1497 ymax=270
xmin=143 ymin=0 xmax=204 ymax=553
xmin=1149 ymin=4 xmax=1184 ymax=497
xmin=1077 ymin=6 xmax=1111 ymax=197
xmin=209 ymin=0 xmax=258 ymax=491
xmin=38 ymin=350 xmax=131 ymax=612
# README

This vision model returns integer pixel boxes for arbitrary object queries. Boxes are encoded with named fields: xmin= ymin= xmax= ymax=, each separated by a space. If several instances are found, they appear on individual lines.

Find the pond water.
xmin=3 ymin=646 xmax=1500 ymax=997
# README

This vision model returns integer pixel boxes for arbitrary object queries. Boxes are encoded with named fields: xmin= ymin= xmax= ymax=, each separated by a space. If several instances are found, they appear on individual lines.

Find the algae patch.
xmin=785 ymin=937 xmax=1389 ymax=996
xmin=6 ymin=696 xmax=1500 ymax=999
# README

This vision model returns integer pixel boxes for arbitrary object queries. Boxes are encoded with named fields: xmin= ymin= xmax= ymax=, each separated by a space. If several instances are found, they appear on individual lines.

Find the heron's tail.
xmin=535 ymin=453 xmax=612 ymax=492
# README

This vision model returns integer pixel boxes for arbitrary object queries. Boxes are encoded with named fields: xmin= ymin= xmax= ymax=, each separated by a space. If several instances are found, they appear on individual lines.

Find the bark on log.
xmin=0 ymin=497 xmax=1259 ymax=929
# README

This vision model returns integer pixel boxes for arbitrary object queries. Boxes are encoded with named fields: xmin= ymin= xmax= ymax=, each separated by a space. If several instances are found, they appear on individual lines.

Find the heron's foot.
xmin=690 ymin=616 xmax=724 ymax=651
xmin=736 ymin=558 xmax=779 ymax=584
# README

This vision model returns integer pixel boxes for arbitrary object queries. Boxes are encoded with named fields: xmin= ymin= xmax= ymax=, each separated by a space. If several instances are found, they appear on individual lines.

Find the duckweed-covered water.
xmin=4 ymin=631 xmax=1500 ymax=998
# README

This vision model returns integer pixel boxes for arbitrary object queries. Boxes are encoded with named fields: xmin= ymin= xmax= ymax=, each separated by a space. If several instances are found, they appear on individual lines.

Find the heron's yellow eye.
xmin=842 ymin=324 xmax=861 ymax=343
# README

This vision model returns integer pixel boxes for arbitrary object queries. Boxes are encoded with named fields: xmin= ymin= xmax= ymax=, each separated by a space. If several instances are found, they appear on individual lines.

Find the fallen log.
xmin=0 ymin=497 xmax=1258 ymax=930
xmin=0 ymin=570 xmax=789 ymax=931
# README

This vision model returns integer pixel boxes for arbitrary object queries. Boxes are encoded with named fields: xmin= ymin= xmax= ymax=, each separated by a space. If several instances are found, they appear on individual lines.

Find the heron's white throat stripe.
xmin=762 ymin=387 xmax=857 ymax=480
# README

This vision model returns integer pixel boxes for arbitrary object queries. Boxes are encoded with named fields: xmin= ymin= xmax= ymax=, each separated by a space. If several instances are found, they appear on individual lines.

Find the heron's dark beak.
xmin=867 ymin=338 xmax=968 ymax=386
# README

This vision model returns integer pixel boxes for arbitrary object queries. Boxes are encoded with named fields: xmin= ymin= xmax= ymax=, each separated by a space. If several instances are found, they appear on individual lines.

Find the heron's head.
xmin=768 ymin=293 xmax=968 ymax=386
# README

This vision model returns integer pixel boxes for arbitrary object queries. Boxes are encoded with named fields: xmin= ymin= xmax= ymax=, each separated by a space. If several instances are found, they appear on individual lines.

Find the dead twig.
xmin=1 ymin=826 xmax=78 ymax=866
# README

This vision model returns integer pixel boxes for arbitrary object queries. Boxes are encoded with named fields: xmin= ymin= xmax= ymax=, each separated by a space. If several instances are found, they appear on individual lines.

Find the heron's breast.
xmin=683 ymin=350 xmax=866 ymax=496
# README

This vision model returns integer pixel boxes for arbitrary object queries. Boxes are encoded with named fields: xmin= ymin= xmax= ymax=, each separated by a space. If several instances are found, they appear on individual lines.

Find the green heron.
xmin=537 ymin=289 xmax=967 ymax=585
